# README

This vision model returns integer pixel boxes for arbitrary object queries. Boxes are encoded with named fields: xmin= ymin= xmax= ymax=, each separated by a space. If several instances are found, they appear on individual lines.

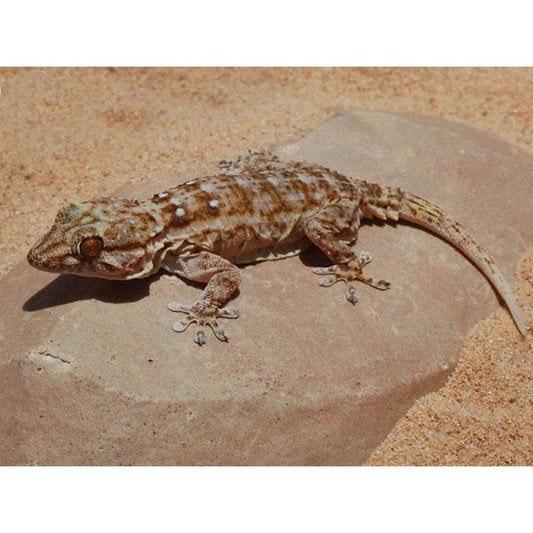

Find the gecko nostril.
xmin=27 ymin=250 xmax=37 ymax=266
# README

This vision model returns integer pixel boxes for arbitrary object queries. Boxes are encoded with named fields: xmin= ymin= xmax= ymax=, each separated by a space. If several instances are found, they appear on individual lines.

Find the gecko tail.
xmin=397 ymin=191 xmax=527 ymax=336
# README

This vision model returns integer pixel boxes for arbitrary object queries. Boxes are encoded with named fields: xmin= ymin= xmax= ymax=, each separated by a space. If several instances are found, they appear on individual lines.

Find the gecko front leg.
xmin=162 ymin=251 xmax=241 ymax=345
xmin=303 ymin=207 xmax=390 ymax=304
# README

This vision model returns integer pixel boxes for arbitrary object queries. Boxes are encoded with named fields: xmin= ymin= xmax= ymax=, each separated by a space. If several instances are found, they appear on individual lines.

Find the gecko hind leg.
xmin=303 ymin=210 xmax=391 ymax=304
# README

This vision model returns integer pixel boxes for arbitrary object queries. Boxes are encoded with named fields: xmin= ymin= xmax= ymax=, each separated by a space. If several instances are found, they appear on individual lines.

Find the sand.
xmin=0 ymin=68 xmax=531 ymax=465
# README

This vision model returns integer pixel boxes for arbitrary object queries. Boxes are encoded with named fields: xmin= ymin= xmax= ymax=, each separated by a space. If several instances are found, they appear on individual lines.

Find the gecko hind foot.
xmin=312 ymin=251 xmax=390 ymax=304
xmin=167 ymin=302 xmax=239 ymax=345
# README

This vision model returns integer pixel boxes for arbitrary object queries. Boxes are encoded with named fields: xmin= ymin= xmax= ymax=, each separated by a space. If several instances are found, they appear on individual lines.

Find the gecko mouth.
xmin=26 ymin=250 xmax=68 ymax=274
xmin=27 ymin=250 xmax=123 ymax=280
xmin=27 ymin=247 xmax=48 ymax=270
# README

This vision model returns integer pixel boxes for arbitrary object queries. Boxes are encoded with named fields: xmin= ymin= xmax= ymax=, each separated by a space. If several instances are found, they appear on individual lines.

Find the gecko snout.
xmin=27 ymin=242 xmax=47 ymax=270
xmin=27 ymin=234 xmax=62 ymax=272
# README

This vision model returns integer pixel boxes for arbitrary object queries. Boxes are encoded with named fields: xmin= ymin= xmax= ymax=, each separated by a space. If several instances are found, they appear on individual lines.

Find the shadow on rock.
xmin=23 ymin=273 xmax=158 ymax=311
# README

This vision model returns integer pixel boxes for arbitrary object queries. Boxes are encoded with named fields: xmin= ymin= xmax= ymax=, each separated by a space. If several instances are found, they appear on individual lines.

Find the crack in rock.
xmin=28 ymin=349 xmax=72 ymax=372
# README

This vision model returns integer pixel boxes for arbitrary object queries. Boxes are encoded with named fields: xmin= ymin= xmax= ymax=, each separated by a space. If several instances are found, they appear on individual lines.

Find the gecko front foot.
xmin=167 ymin=302 xmax=239 ymax=345
xmin=312 ymin=251 xmax=390 ymax=304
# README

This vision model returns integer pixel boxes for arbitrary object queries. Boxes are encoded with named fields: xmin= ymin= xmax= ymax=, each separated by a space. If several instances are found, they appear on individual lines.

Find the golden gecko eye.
xmin=78 ymin=236 xmax=103 ymax=258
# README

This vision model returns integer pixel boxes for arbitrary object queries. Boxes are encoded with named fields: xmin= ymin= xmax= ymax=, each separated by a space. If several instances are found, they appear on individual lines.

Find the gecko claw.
xmin=346 ymin=286 xmax=359 ymax=304
xmin=373 ymin=279 xmax=391 ymax=290
xmin=194 ymin=328 xmax=207 ymax=346
xmin=213 ymin=328 xmax=230 ymax=342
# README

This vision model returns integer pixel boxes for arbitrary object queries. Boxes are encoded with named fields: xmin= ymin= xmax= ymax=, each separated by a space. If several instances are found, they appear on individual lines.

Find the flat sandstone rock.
xmin=0 ymin=111 xmax=530 ymax=465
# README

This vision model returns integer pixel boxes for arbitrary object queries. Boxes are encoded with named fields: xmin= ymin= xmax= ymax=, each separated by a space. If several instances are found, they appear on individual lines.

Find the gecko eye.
xmin=78 ymin=236 xmax=103 ymax=258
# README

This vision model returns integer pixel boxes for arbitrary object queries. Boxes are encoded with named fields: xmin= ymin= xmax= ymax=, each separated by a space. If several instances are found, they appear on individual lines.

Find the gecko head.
xmin=27 ymin=197 xmax=169 ymax=280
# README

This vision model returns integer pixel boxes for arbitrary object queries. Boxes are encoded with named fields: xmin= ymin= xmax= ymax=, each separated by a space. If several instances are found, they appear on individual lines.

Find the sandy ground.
xmin=0 ymin=68 xmax=531 ymax=465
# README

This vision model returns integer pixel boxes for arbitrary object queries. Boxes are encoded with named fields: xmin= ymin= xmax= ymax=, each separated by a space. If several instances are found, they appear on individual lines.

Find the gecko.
xmin=27 ymin=150 xmax=527 ymax=345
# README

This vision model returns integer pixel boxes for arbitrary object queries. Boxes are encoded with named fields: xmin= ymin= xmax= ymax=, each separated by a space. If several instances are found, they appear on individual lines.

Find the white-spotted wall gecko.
xmin=27 ymin=150 xmax=527 ymax=345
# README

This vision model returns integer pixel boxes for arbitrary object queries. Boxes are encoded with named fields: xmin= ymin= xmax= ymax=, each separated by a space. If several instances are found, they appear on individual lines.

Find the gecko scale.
xmin=27 ymin=150 xmax=527 ymax=345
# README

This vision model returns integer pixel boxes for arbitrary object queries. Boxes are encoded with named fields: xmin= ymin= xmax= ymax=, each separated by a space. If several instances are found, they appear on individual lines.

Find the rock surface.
xmin=0 ymin=111 xmax=530 ymax=465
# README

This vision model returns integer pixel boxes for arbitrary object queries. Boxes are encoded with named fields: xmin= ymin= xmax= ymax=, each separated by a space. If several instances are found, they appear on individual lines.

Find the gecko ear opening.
xmin=78 ymin=236 xmax=104 ymax=258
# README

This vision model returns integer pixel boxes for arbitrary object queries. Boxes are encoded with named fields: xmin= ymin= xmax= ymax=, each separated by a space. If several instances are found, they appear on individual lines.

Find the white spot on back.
xmin=201 ymin=181 xmax=218 ymax=194
xmin=208 ymin=199 xmax=220 ymax=209
xmin=176 ymin=207 xmax=186 ymax=217
xmin=158 ymin=192 xmax=169 ymax=199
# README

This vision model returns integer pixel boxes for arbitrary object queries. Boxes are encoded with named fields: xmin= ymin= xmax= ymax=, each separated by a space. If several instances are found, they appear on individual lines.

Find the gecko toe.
xmin=217 ymin=306 xmax=239 ymax=319
xmin=213 ymin=327 xmax=230 ymax=342
xmin=364 ymin=278 xmax=390 ymax=290
xmin=168 ymin=302 xmax=193 ymax=313
xmin=345 ymin=286 xmax=360 ymax=304
xmin=318 ymin=276 xmax=337 ymax=287
xmin=357 ymin=251 xmax=373 ymax=268
xmin=172 ymin=318 xmax=192 ymax=332
xmin=194 ymin=328 xmax=207 ymax=346
xmin=312 ymin=266 xmax=337 ymax=275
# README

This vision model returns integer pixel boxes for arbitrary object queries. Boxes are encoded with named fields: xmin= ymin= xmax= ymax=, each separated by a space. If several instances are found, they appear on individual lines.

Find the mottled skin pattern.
xmin=27 ymin=150 xmax=527 ymax=344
